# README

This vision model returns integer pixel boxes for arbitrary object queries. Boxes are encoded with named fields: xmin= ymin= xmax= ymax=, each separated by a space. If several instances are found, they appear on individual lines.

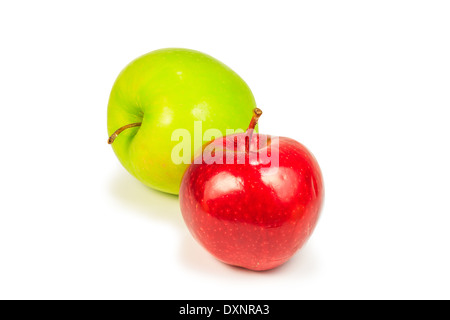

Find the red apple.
xmin=179 ymin=109 xmax=324 ymax=271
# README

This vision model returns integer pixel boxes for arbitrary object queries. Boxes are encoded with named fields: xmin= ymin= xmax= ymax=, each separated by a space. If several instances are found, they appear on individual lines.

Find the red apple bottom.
xmin=179 ymin=134 xmax=324 ymax=271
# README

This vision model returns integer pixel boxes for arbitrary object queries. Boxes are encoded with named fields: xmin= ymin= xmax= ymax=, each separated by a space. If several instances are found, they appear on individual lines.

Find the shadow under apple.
xmin=108 ymin=170 xmax=184 ymax=228
xmin=109 ymin=170 xmax=320 ymax=277
xmin=178 ymin=232 xmax=320 ymax=278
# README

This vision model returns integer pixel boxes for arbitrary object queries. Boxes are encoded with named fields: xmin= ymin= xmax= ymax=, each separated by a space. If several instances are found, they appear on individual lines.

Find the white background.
xmin=1 ymin=1 xmax=449 ymax=300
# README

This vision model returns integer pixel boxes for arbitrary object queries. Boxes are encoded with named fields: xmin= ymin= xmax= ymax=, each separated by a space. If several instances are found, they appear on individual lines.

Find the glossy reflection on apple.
xmin=179 ymin=109 xmax=324 ymax=271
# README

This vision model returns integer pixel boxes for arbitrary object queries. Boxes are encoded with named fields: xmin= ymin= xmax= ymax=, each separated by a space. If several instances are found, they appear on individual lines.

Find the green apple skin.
xmin=107 ymin=48 xmax=257 ymax=195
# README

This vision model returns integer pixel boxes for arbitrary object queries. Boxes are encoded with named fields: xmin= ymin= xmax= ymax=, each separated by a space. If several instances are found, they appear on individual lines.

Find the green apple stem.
xmin=108 ymin=122 xmax=142 ymax=144
xmin=246 ymin=108 xmax=263 ymax=153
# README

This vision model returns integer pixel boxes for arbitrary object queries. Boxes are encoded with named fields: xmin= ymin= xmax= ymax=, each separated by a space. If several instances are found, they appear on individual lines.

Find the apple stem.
xmin=246 ymin=108 xmax=263 ymax=153
xmin=108 ymin=123 xmax=142 ymax=144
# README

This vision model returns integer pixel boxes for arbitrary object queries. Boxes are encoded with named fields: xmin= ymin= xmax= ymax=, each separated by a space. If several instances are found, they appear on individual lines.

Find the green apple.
xmin=107 ymin=48 xmax=257 ymax=195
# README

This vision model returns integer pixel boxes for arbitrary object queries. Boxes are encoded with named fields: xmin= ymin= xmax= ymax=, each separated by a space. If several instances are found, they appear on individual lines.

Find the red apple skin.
xmin=179 ymin=134 xmax=324 ymax=271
